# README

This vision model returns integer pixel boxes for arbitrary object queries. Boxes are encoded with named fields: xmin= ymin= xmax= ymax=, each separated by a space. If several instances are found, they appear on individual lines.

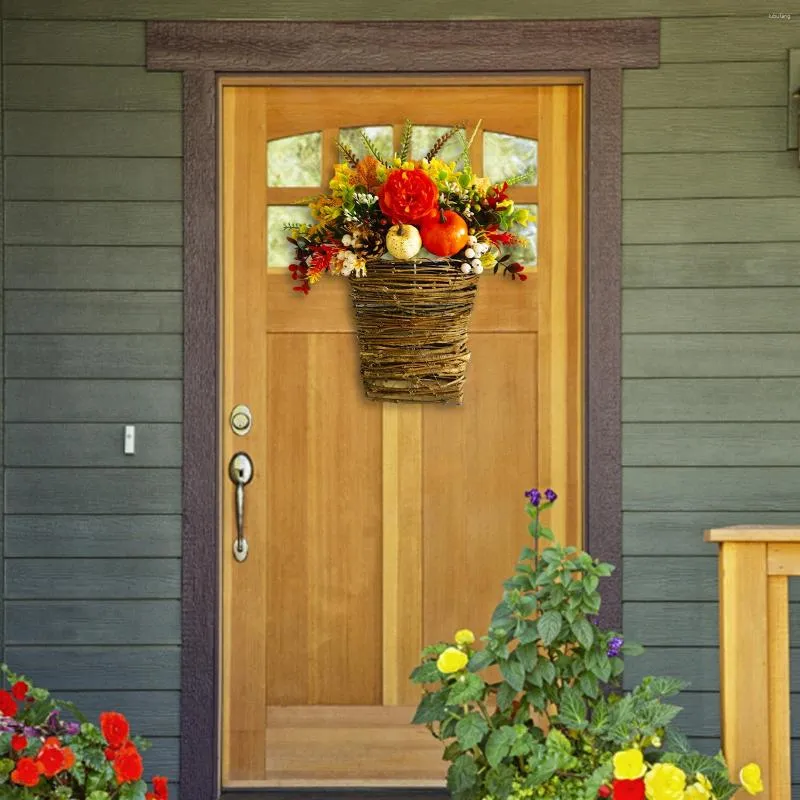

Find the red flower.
xmin=152 ymin=775 xmax=169 ymax=799
xmin=11 ymin=681 xmax=29 ymax=701
xmin=486 ymin=182 xmax=510 ymax=209
xmin=11 ymin=733 xmax=27 ymax=752
xmin=597 ymin=785 xmax=612 ymax=798
xmin=36 ymin=737 xmax=74 ymax=778
xmin=612 ymin=778 xmax=646 ymax=800
xmin=113 ymin=742 xmax=144 ymax=784
xmin=0 ymin=689 xmax=17 ymax=717
xmin=11 ymin=757 xmax=42 ymax=788
xmin=105 ymin=746 xmax=117 ymax=761
xmin=378 ymin=168 xmax=439 ymax=224
xmin=100 ymin=711 xmax=130 ymax=749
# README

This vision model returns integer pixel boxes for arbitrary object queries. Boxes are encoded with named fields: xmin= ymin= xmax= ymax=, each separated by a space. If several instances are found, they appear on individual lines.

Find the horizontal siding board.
xmin=623 ymin=466 xmax=800 ymax=511
xmin=4 ymin=111 xmax=182 ymax=156
xmin=624 ymin=423 xmax=800 ymax=466
xmin=5 ymin=515 xmax=180 ymax=557
xmin=623 ymin=243 xmax=800 ymax=288
xmin=623 ymin=61 xmax=786 ymax=108
xmin=623 ymin=152 xmax=800 ymax=199
xmin=622 ymin=511 xmax=800 ymax=556
xmin=623 ymin=107 xmax=787 ymax=153
xmin=5 ymin=291 xmax=183 ymax=333
xmin=142 ymin=739 xmax=178 ymax=783
xmin=5 ymin=468 xmax=181 ymax=514
xmin=4 ymin=600 xmax=180 ymax=644
xmin=5 ymin=157 xmax=182 ymax=200
xmin=3 ymin=646 xmax=180 ymax=689
xmin=624 ymin=556 xmax=719 ymax=602
xmin=661 ymin=17 xmax=800 ymax=62
xmin=5 ymin=380 xmax=182 ymax=422
xmin=3 ymin=21 xmax=145 ymax=65
xmin=5 ymin=558 xmax=181 ymax=599
xmin=4 ymin=0 xmax=794 ymax=18
xmin=5 ymin=202 xmax=182 ymax=245
xmin=623 ymin=288 xmax=800 ymax=333
xmin=623 ymin=199 xmax=800 ymax=244
xmin=625 ymin=602 xmax=719 ymax=646
xmin=6 ymin=423 xmax=182 ymax=467
xmin=623 ymin=334 xmax=800 ymax=378
xmin=5 ymin=246 xmax=182 ymax=290
xmin=4 ymin=66 xmax=181 ymax=110
xmin=6 ymin=335 xmax=182 ymax=378
xmin=56 ymin=691 xmax=179 ymax=736
xmin=623 ymin=379 xmax=800 ymax=422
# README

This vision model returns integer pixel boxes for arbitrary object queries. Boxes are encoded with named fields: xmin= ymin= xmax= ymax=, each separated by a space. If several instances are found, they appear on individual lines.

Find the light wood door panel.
xmin=221 ymin=81 xmax=583 ymax=787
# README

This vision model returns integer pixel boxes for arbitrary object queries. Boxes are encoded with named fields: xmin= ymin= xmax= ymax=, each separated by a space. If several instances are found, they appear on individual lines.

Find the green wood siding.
xmin=3 ymin=4 xmax=800 ymax=793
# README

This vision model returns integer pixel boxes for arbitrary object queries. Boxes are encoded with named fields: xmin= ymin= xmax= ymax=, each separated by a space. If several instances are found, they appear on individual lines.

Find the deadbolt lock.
xmin=230 ymin=404 xmax=252 ymax=436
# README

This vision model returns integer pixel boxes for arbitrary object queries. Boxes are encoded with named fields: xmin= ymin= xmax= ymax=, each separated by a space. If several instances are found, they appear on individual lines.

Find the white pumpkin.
xmin=385 ymin=224 xmax=422 ymax=260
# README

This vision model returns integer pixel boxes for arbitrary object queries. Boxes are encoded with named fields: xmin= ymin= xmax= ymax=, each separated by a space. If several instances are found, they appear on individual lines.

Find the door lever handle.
xmin=228 ymin=452 xmax=254 ymax=562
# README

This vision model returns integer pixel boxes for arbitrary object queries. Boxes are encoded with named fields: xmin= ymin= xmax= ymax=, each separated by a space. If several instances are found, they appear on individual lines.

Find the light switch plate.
xmin=124 ymin=425 xmax=136 ymax=455
xmin=789 ymin=48 xmax=799 ymax=150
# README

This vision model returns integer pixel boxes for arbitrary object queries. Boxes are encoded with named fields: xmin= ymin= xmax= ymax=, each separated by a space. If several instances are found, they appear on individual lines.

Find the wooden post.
xmin=705 ymin=526 xmax=800 ymax=800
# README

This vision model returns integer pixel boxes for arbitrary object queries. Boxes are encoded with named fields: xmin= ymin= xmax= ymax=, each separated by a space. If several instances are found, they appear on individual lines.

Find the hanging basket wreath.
xmin=287 ymin=121 xmax=532 ymax=404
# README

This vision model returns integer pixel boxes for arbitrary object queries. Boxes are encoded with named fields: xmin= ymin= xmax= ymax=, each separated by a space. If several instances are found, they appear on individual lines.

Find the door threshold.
xmin=221 ymin=790 xmax=449 ymax=799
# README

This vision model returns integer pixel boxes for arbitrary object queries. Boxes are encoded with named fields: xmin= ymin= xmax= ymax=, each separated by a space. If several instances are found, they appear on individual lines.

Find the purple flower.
xmin=525 ymin=488 xmax=542 ymax=507
xmin=545 ymin=488 xmax=557 ymax=502
xmin=607 ymin=636 xmax=624 ymax=658
xmin=64 ymin=721 xmax=80 ymax=735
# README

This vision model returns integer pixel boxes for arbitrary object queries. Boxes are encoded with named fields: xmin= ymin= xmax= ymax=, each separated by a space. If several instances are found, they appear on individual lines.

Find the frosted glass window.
xmin=483 ymin=132 xmax=538 ymax=186
xmin=338 ymin=126 xmax=394 ymax=162
xmin=267 ymin=206 xmax=314 ymax=268
xmin=411 ymin=125 xmax=464 ymax=164
xmin=267 ymin=133 xmax=322 ymax=187
xmin=507 ymin=204 xmax=538 ymax=267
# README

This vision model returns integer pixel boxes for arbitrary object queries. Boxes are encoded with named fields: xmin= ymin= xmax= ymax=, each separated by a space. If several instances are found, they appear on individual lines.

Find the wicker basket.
xmin=349 ymin=259 xmax=479 ymax=404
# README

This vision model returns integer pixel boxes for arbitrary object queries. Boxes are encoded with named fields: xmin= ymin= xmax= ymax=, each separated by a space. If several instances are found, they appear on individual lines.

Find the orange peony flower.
xmin=378 ymin=168 xmax=439 ymax=224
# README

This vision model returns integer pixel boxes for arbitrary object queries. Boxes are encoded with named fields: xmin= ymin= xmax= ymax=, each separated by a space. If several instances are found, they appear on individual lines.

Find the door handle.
xmin=228 ymin=452 xmax=254 ymax=562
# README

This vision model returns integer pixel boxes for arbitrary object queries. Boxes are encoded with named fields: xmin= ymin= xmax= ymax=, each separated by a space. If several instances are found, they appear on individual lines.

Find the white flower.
xmin=464 ymin=248 xmax=476 ymax=259
xmin=473 ymin=263 xmax=484 ymax=275
xmin=460 ymin=263 xmax=472 ymax=274
xmin=468 ymin=235 xmax=478 ymax=245
xmin=471 ymin=259 xmax=482 ymax=269
xmin=341 ymin=234 xmax=353 ymax=246
xmin=340 ymin=264 xmax=354 ymax=276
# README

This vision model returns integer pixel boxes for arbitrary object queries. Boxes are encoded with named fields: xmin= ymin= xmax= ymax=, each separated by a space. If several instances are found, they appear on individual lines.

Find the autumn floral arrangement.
xmin=286 ymin=120 xmax=532 ymax=294
xmin=411 ymin=490 xmax=764 ymax=800
xmin=0 ymin=663 xmax=168 ymax=800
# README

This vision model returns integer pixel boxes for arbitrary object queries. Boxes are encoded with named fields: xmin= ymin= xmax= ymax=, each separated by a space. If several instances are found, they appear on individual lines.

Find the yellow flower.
xmin=454 ymin=629 xmax=475 ymax=646
xmin=644 ymin=762 xmax=686 ymax=800
xmin=738 ymin=763 xmax=763 ymax=795
xmin=436 ymin=647 xmax=469 ymax=674
xmin=613 ymin=749 xmax=646 ymax=780
xmin=684 ymin=773 xmax=714 ymax=800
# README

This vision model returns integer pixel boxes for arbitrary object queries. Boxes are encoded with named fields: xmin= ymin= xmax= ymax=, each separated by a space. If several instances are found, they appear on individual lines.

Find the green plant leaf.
xmin=411 ymin=690 xmax=448 ymax=724
xmin=571 ymin=618 xmax=595 ymax=650
xmin=589 ymin=697 xmax=610 ymax=734
xmin=539 ymin=658 xmax=556 ymax=685
xmin=555 ymin=687 xmax=587 ymax=730
xmin=582 ymin=574 xmax=599 ymax=594
xmin=545 ymin=728 xmax=572 ymax=753
xmin=500 ymin=658 xmax=525 ymax=692
xmin=583 ymin=762 xmax=613 ymax=800
xmin=410 ymin=661 xmax=441 ymax=684
xmin=664 ymin=726 xmax=692 ymax=754
xmin=468 ymin=649 xmax=495 ymax=673
xmin=486 ymin=727 xmax=516 ymax=767
xmin=516 ymin=642 xmax=538 ymax=672
xmin=447 ymin=755 xmax=479 ymax=798
xmin=486 ymin=763 xmax=517 ymax=798
xmin=448 ymin=672 xmax=485 ymax=705
xmin=621 ymin=641 xmax=645 ymax=657
xmin=517 ymin=620 xmax=540 ymax=645
xmin=455 ymin=712 xmax=489 ymax=750
xmin=537 ymin=610 xmax=563 ymax=645
xmin=496 ymin=681 xmax=517 ymax=712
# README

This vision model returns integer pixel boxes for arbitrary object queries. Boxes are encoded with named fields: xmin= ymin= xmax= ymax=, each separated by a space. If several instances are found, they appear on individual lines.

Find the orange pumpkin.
xmin=419 ymin=210 xmax=469 ymax=258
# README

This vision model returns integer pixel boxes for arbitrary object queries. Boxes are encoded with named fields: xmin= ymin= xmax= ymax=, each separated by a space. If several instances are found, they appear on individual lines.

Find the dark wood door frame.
xmin=146 ymin=19 xmax=659 ymax=800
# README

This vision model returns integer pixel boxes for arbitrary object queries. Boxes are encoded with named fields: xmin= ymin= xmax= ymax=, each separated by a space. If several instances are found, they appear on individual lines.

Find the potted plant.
xmin=411 ymin=489 xmax=764 ymax=800
xmin=286 ymin=121 xmax=532 ymax=404
xmin=0 ymin=663 xmax=168 ymax=800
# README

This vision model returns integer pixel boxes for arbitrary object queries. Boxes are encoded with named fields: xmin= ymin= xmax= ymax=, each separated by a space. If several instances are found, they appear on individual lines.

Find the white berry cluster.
xmin=335 ymin=237 xmax=366 ymax=277
xmin=459 ymin=235 xmax=489 ymax=275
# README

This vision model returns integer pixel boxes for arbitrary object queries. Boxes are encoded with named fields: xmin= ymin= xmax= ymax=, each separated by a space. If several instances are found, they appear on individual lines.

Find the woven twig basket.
xmin=349 ymin=259 xmax=479 ymax=404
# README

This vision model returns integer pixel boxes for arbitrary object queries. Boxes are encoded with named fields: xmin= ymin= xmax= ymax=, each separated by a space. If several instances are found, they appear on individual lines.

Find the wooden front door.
xmin=220 ymin=79 xmax=584 ymax=788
